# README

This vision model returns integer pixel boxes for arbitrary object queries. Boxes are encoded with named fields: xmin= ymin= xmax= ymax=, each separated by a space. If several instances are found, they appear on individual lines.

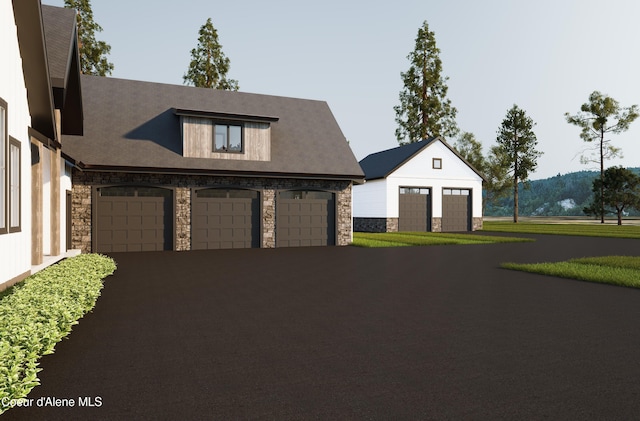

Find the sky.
xmin=42 ymin=0 xmax=640 ymax=180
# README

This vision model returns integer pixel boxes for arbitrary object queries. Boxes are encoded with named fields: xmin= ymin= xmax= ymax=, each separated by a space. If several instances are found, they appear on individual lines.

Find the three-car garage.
xmin=93 ymin=186 xmax=337 ymax=252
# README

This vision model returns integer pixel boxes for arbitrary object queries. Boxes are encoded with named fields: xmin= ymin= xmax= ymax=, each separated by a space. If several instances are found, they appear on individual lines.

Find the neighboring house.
xmin=1 ymin=0 xmax=83 ymax=290
xmin=61 ymin=75 xmax=364 ymax=252
xmin=353 ymin=137 xmax=484 ymax=232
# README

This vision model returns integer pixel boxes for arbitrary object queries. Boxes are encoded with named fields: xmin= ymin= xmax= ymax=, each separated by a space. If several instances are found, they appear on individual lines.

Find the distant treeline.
xmin=484 ymin=168 xmax=640 ymax=217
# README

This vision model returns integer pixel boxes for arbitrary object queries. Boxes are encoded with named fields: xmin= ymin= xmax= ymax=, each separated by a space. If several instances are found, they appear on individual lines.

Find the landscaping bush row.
xmin=0 ymin=254 xmax=116 ymax=414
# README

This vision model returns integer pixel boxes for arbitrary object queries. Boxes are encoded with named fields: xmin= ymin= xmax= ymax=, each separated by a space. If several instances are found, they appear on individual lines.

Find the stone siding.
xmin=353 ymin=217 xmax=399 ymax=233
xmin=431 ymin=217 xmax=442 ymax=233
xmin=71 ymin=170 xmax=353 ymax=252
xmin=472 ymin=217 xmax=483 ymax=231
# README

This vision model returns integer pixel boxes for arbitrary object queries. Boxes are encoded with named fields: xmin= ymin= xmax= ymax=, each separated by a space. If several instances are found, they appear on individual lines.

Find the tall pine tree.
xmin=183 ymin=18 xmax=239 ymax=91
xmin=565 ymin=91 xmax=638 ymax=223
xmin=394 ymin=20 xmax=458 ymax=144
xmin=64 ymin=0 xmax=113 ymax=76
xmin=495 ymin=105 xmax=542 ymax=223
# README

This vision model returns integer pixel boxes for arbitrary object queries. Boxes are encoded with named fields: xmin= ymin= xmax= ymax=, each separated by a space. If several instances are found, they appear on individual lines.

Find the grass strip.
xmin=352 ymin=231 xmax=533 ymax=248
xmin=483 ymin=221 xmax=640 ymax=239
xmin=502 ymin=256 xmax=640 ymax=289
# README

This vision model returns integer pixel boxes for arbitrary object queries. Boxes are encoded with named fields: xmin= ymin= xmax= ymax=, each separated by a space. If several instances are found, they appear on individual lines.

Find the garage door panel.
xmin=442 ymin=190 xmax=471 ymax=232
xmin=96 ymin=188 xmax=173 ymax=253
xmin=399 ymin=188 xmax=431 ymax=232
xmin=192 ymin=191 xmax=260 ymax=250
xmin=276 ymin=192 xmax=335 ymax=247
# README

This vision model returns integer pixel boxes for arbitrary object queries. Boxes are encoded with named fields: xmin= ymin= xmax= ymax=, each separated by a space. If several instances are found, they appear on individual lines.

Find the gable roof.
xmin=12 ymin=0 xmax=57 ymax=141
xmin=359 ymin=137 xmax=486 ymax=181
xmin=62 ymin=75 xmax=364 ymax=181
xmin=41 ymin=4 xmax=83 ymax=135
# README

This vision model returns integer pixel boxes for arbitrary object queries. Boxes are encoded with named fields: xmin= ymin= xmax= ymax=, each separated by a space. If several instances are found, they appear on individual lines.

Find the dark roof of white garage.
xmin=359 ymin=137 xmax=485 ymax=181
xmin=62 ymin=75 xmax=364 ymax=181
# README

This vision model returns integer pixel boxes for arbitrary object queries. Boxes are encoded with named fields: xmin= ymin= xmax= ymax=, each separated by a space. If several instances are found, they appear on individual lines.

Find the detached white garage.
xmin=353 ymin=137 xmax=485 ymax=232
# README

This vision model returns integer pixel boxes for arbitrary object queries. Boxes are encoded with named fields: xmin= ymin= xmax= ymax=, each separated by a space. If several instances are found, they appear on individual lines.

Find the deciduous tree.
xmin=64 ymin=0 xmax=113 ymax=76
xmin=585 ymin=166 xmax=640 ymax=225
xmin=565 ymin=91 xmax=638 ymax=222
xmin=183 ymin=18 xmax=239 ymax=91
xmin=495 ymin=105 xmax=542 ymax=223
xmin=394 ymin=21 xmax=457 ymax=144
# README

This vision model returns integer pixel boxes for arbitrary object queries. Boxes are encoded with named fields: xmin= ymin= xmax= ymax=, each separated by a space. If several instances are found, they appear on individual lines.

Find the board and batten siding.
xmin=0 ymin=1 xmax=33 ymax=288
xmin=182 ymin=116 xmax=271 ymax=161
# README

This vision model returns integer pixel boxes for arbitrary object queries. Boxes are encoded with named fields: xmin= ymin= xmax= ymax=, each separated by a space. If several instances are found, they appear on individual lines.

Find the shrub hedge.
xmin=0 ymin=254 xmax=116 ymax=414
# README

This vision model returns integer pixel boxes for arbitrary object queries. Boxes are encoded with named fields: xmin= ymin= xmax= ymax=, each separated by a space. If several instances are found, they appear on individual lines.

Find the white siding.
xmin=389 ymin=141 xmax=483 ymax=218
xmin=0 ymin=2 xmax=33 ymax=285
xmin=352 ymin=179 xmax=387 ymax=217
xmin=354 ymin=140 xmax=483 ymax=219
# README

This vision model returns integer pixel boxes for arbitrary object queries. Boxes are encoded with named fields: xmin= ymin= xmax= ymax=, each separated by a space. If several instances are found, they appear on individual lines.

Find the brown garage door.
xmin=442 ymin=188 xmax=471 ymax=232
xmin=95 ymin=186 xmax=173 ymax=252
xmin=399 ymin=187 xmax=431 ymax=231
xmin=192 ymin=188 xmax=260 ymax=249
xmin=276 ymin=190 xmax=335 ymax=247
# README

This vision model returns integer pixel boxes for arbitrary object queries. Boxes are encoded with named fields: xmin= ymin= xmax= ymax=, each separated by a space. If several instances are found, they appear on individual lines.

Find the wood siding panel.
xmin=182 ymin=117 xmax=270 ymax=161
xmin=182 ymin=116 xmax=212 ymax=158
xmin=31 ymin=141 xmax=43 ymax=265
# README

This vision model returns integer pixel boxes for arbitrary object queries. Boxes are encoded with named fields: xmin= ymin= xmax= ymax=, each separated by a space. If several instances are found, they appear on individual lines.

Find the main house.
xmin=1 ymin=1 xmax=83 ymax=290
xmin=1 ymin=0 xmax=363 ymax=289
xmin=353 ymin=137 xmax=484 ymax=232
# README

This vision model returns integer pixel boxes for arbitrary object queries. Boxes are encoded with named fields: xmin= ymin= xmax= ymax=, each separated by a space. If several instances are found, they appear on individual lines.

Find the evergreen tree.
xmin=394 ymin=21 xmax=458 ymax=144
xmin=565 ymin=91 xmax=638 ymax=223
xmin=64 ymin=0 xmax=113 ymax=76
xmin=495 ymin=105 xmax=542 ymax=223
xmin=183 ymin=18 xmax=239 ymax=91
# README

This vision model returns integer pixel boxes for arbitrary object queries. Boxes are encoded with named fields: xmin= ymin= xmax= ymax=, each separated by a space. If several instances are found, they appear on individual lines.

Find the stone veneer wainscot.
xmin=71 ymin=170 xmax=353 ymax=253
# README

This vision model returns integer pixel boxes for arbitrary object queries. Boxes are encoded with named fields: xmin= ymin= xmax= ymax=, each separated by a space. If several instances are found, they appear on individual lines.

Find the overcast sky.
xmin=42 ymin=0 xmax=640 ymax=180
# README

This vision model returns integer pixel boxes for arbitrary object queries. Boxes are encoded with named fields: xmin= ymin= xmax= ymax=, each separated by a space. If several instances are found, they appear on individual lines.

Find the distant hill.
xmin=485 ymin=168 xmax=640 ymax=217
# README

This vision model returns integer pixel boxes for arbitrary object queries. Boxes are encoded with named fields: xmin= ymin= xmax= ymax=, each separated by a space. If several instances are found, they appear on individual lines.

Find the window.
xmin=433 ymin=158 xmax=442 ymax=169
xmin=0 ymin=98 xmax=6 ymax=234
xmin=400 ymin=187 xmax=430 ymax=195
xmin=9 ymin=138 xmax=20 ymax=232
xmin=214 ymin=124 xmax=243 ymax=153
xmin=443 ymin=188 xmax=470 ymax=196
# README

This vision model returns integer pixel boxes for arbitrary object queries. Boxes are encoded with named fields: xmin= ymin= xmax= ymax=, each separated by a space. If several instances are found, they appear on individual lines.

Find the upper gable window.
xmin=214 ymin=124 xmax=243 ymax=153
xmin=433 ymin=158 xmax=442 ymax=169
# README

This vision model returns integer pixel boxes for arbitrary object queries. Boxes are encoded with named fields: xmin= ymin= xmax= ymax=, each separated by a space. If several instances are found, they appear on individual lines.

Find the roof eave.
xmin=12 ymin=0 xmax=57 ymax=141
xmin=74 ymin=163 xmax=364 ymax=183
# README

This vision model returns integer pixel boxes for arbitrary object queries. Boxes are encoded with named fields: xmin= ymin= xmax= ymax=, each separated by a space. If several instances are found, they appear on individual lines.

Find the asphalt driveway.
xmin=5 ymin=234 xmax=640 ymax=420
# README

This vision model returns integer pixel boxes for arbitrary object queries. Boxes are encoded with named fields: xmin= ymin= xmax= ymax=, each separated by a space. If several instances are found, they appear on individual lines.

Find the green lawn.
xmin=352 ymin=231 xmax=533 ymax=248
xmin=502 ymin=256 xmax=640 ymax=289
xmin=482 ymin=220 xmax=640 ymax=239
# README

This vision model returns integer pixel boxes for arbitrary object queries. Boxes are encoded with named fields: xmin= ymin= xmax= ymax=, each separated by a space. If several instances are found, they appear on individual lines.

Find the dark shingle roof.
xmin=41 ymin=5 xmax=76 ymax=89
xmin=62 ymin=76 xmax=364 ymax=180
xmin=359 ymin=137 xmax=486 ymax=181
xmin=359 ymin=138 xmax=438 ymax=180
xmin=41 ymin=5 xmax=83 ymax=135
